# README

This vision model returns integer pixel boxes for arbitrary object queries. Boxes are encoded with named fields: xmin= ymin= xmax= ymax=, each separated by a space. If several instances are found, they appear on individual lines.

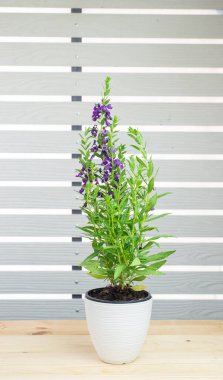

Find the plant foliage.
xmin=76 ymin=77 xmax=175 ymax=289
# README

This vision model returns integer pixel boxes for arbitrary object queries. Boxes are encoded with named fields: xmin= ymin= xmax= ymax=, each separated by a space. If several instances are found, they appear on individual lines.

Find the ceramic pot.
xmin=84 ymin=288 xmax=152 ymax=364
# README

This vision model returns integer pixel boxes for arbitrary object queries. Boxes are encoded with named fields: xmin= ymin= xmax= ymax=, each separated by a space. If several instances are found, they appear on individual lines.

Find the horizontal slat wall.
xmin=1 ymin=243 xmax=223 ymax=266
xmin=0 ymin=44 xmax=223 ymax=67
xmin=0 ymin=15 xmax=222 ymax=38
xmin=0 ymin=132 xmax=221 ymax=153
xmin=0 ymin=188 xmax=221 ymax=209
xmin=0 ymin=73 xmax=222 ymax=96
xmin=0 ymin=2 xmax=222 ymax=321
xmin=0 ymin=160 xmax=221 ymax=181
xmin=0 ymin=0 xmax=222 ymax=9
xmin=0 ymin=243 xmax=222 ymax=265
xmin=0 ymin=272 xmax=222 ymax=293
xmin=0 ymin=103 xmax=223 ymax=125
xmin=0 ymin=299 xmax=222 ymax=320
xmin=0 ymin=215 xmax=221 ymax=237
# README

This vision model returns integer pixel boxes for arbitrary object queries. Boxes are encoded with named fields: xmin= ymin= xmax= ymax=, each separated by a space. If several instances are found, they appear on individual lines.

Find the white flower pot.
xmin=84 ymin=288 xmax=152 ymax=364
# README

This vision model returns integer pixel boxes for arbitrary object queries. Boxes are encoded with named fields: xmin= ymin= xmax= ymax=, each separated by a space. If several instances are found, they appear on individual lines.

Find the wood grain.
xmin=0 ymin=332 xmax=222 ymax=378
xmin=0 ymin=320 xmax=222 ymax=335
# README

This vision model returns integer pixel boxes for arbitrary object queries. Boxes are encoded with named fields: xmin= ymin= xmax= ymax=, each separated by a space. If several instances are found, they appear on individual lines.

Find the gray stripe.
xmin=0 ymin=187 xmax=221 ymax=209
xmin=0 ymin=160 xmax=221 ymax=181
xmin=1 ymin=132 xmax=222 ymax=154
xmin=1 ymin=73 xmax=222 ymax=96
xmin=152 ymin=300 xmax=223 ymax=320
xmin=0 ymin=15 xmax=222 ymax=38
xmin=0 ymin=0 xmax=222 ymax=9
xmin=0 ymin=272 xmax=222 ymax=293
xmin=0 ymin=103 xmax=223 ymax=125
xmin=0 ymin=300 xmax=85 ymax=320
xmin=0 ymin=299 xmax=221 ymax=320
xmin=0 ymin=243 xmax=222 ymax=265
xmin=0 ymin=44 xmax=222 ymax=67
xmin=0 ymin=215 xmax=221 ymax=237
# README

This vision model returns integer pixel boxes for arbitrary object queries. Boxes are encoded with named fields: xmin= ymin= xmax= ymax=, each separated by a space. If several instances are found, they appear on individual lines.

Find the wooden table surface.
xmin=0 ymin=321 xmax=222 ymax=379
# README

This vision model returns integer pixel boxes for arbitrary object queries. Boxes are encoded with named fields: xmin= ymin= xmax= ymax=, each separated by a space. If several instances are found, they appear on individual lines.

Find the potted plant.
xmin=76 ymin=77 xmax=175 ymax=364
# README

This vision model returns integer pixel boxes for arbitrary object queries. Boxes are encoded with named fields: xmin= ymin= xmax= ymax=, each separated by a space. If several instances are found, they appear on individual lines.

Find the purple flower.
xmin=79 ymin=187 xmax=84 ymax=194
xmin=92 ymin=104 xmax=102 ymax=122
xmin=90 ymin=144 xmax=98 ymax=152
xmin=114 ymin=158 xmax=121 ymax=167
xmin=114 ymin=158 xmax=124 ymax=169
xmin=91 ymin=127 xmax=98 ymax=137
xmin=102 ymin=129 xmax=107 ymax=136
xmin=102 ymin=158 xmax=109 ymax=165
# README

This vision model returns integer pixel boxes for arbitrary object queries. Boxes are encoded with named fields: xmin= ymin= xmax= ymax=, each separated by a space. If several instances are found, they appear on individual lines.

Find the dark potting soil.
xmin=88 ymin=286 xmax=148 ymax=302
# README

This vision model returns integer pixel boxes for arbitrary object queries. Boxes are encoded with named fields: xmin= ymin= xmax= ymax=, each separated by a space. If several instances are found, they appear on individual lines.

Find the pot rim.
xmin=85 ymin=287 xmax=152 ymax=304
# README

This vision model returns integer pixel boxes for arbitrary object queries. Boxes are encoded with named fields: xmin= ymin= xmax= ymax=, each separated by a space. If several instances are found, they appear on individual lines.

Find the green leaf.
xmin=114 ymin=264 xmax=125 ymax=280
xmin=136 ymin=156 xmax=146 ymax=168
xmin=83 ymin=261 xmax=107 ymax=276
xmin=145 ymin=251 xmax=175 ymax=263
xmin=147 ymin=178 xmax=154 ymax=193
xmin=147 ymin=160 xmax=154 ymax=177
xmin=132 ymin=275 xmax=147 ymax=281
xmin=80 ymin=252 xmax=98 ymax=267
xmin=147 ymin=213 xmax=170 ymax=222
xmin=157 ymin=192 xmax=172 ymax=199
xmin=87 ymin=273 xmax=107 ymax=280
xmin=131 ymin=285 xmax=147 ymax=291
xmin=147 ymin=260 xmax=167 ymax=271
xmin=130 ymin=257 xmax=141 ymax=267
xmin=130 ymin=144 xmax=141 ymax=152
xmin=103 ymin=245 xmax=117 ymax=251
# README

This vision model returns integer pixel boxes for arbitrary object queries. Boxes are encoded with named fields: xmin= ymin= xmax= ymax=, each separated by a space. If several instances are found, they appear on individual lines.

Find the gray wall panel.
xmin=0 ymin=242 xmax=222 ymax=265
xmin=0 ymin=215 xmax=221 ymax=237
xmin=0 ymin=300 xmax=85 ymax=320
xmin=0 ymin=243 xmax=222 ymax=265
xmin=0 ymin=187 xmax=221 ymax=209
xmin=0 ymin=44 xmax=222 ymax=67
xmin=0 ymin=73 xmax=222 ymax=96
xmin=0 ymin=160 xmax=221 ymax=181
xmin=0 ymin=132 xmax=222 ymax=154
xmin=0 ymin=272 xmax=222 ymax=294
xmin=0 ymin=299 xmax=222 ymax=320
xmin=0 ymin=1 xmax=222 ymax=321
xmin=0 ymin=0 xmax=222 ymax=9
xmin=0 ymin=15 xmax=222 ymax=38
xmin=0 ymin=103 xmax=222 ymax=125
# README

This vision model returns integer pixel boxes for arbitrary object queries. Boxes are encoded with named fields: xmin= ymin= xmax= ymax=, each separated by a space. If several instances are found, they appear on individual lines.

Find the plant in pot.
xmin=76 ymin=77 xmax=175 ymax=364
